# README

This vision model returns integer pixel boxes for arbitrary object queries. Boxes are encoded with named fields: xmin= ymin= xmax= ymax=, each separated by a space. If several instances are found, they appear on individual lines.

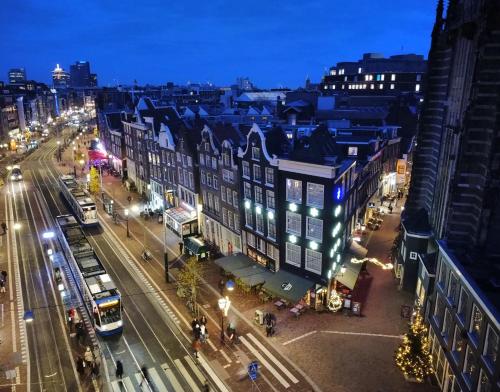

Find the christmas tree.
xmin=395 ymin=310 xmax=433 ymax=382
xmin=88 ymin=166 xmax=100 ymax=195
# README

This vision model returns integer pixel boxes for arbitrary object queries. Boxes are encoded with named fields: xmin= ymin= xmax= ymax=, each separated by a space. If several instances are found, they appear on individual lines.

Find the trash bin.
xmin=254 ymin=310 xmax=264 ymax=325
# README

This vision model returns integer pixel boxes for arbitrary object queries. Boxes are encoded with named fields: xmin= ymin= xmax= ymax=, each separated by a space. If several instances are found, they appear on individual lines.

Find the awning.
xmin=262 ymin=270 xmax=315 ymax=304
xmin=184 ymin=237 xmax=206 ymax=255
xmin=214 ymin=254 xmax=255 ymax=274
xmin=235 ymin=264 xmax=271 ymax=287
xmin=165 ymin=207 xmax=197 ymax=225
xmin=336 ymin=258 xmax=363 ymax=290
xmin=349 ymin=240 xmax=368 ymax=258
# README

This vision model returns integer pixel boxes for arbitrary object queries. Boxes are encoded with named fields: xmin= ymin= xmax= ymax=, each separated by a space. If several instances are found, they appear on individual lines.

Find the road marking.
xmin=161 ymin=363 xmax=185 ymax=392
xmin=113 ymin=376 xmax=136 ymax=391
xmin=223 ymin=364 xmax=231 ymax=369
xmin=282 ymin=330 xmax=317 ymax=346
xmin=239 ymin=335 xmax=290 ymax=388
xmin=321 ymin=330 xmax=403 ymax=339
xmin=149 ymin=367 xmax=167 ymax=391
xmin=174 ymin=358 xmax=201 ymax=392
xmin=197 ymin=355 xmax=230 ymax=392
xmin=206 ymin=338 xmax=218 ymax=352
xmin=185 ymin=355 xmax=206 ymax=385
xmin=247 ymin=333 xmax=299 ymax=383
xmin=134 ymin=373 xmax=149 ymax=391
xmin=219 ymin=349 xmax=232 ymax=364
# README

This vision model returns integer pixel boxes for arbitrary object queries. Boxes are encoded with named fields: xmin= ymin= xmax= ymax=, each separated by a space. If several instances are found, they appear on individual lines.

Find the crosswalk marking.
xmin=219 ymin=349 xmax=232 ymax=364
xmin=161 ymin=363 xmax=184 ymax=392
xmin=134 ymin=373 xmax=149 ymax=391
xmin=246 ymin=333 xmax=299 ymax=384
xmin=148 ymin=367 xmax=166 ymax=391
xmin=198 ymin=355 xmax=230 ymax=392
xmin=185 ymin=355 xmax=206 ymax=385
xmin=111 ymin=378 xmax=134 ymax=392
xmin=174 ymin=358 xmax=201 ymax=392
xmin=240 ymin=336 xmax=291 ymax=389
xmin=123 ymin=377 xmax=136 ymax=391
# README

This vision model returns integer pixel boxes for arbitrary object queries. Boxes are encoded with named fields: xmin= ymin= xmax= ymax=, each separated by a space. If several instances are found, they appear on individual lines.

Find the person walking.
xmin=76 ymin=356 xmax=85 ymax=377
xmin=115 ymin=360 xmax=123 ymax=379
xmin=192 ymin=338 xmax=202 ymax=358
xmin=265 ymin=321 xmax=272 ymax=337
xmin=1 ymin=222 xmax=7 ymax=234
xmin=178 ymin=241 xmax=184 ymax=256
xmin=1 ymin=270 xmax=7 ymax=282
xmin=200 ymin=315 xmax=207 ymax=326
xmin=84 ymin=346 xmax=94 ymax=370
xmin=91 ymin=361 xmax=100 ymax=378
xmin=0 ymin=279 xmax=6 ymax=294
xmin=200 ymin=324 xmax=207 ymax=343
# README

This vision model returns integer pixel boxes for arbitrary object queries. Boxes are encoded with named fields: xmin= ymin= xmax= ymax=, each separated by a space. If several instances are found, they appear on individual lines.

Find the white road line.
xmin=185 ymin=356 xmax=206 ymax=385
xmin=111 ymin=380 xmax=122 ymax=392
xmin=321 ymin=330 xmax=403 ymax=339
xmin=174 ymin=358 xmax=201 ymax=392
xmin=206 ymin=338 xmax=218 ymax=352
xmin=197 ymin=356 xmax=230 ymax=392
xmin=123 ymin=377 xmax=136 ymax=391
xmin=134 ymin=373 xmax=150 ymax=391
xmin=161 ymin=363 xmax=184 ymax=392
xmin=219 ymin=349 xmax=232 ymax=364
xmin=282 ymin=330 xmax=317 ymax=346
xmin=148 ymin=367 xmax=167 ymax=391
xmin=247 ymin=333 xmax=299 ymax=383
xmin=239 ymin=336 xmax=290 ymax=389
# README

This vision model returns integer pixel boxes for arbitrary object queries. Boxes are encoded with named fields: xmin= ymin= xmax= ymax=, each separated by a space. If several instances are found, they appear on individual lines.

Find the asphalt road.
xmin=22 ymin=134 xmax=215 ymax=391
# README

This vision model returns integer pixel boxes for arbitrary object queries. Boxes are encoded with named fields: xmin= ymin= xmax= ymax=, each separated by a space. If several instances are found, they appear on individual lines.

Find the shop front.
xmin=164 ymin=206 xmax=198 ymax=238
xmin=183 ymin=236 xmax=210 ymax=261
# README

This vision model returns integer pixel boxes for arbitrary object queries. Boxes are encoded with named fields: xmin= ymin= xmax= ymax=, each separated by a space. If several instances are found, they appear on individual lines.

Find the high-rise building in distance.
xmin=70 ymin=61 xmax=97 ymax=87
xmin=8 ymin=68 xmax=27 ymax=84
xmin=52 ymin=64 xmax=70 ymax=89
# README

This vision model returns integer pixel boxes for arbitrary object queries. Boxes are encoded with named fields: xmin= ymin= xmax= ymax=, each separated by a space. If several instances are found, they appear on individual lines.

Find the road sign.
xmin=248 ymin=361 xmax=259 ymax=381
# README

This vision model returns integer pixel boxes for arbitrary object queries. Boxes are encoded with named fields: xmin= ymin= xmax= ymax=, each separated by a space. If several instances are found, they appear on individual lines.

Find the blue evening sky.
xmin=1 ymin=1 xmax=435 ymax=88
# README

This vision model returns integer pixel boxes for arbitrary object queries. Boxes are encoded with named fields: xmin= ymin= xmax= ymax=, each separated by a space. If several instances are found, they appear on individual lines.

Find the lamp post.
xmin=124 ymin=209 xmax=130 ymax=238
xmin=163 ymin=217 xmax=169 ymax=283
xmin=218 ymin=296 xmax=231 ymax=343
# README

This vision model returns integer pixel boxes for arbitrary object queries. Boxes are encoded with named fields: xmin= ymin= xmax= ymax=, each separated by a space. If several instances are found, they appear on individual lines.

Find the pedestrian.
xmin=192 ymin=338 xmax=202 ymax=358
xmin=141 ymin=366 xmax=149 ymax=385
xmin=1 ymin=222 xmax=7 ymax=234
xmin=76 ymin=356 xmax=85 ymax=376
xmin=76 ymin=321 xmax=84 ymax=344
xmin=194 ymin=323 xmax=201 ymax=340
xmin=127 ymin=195 xmax=132 ymax=204
xmin=84 ymin=346 xmax=94 ymax=369
xmin=218 ymin=279 xmax=225 ymax=294
xmin=179 ymin=241 xmax=184 ymax=255
xmin=191 ymin=318 xmax=199 ymax=334
xmin=91 ymin=361 xmax=99 ymax=378
xmin=1 ymin=271 xmax=6 ymax=282
xmin=0 ymin=279 xmax=5 ymax=293
xmin=200 ymin=324 xmax=207 ymax=343
xmin=115 ymin=360 xmax=123 ymax=379
xmin=202 ymin=382 xmax=210 ymax=392
xmin=200 ymin=315 xmax=207 ymax=326
xmin=266 ymin=322 xmax=272 ymax=337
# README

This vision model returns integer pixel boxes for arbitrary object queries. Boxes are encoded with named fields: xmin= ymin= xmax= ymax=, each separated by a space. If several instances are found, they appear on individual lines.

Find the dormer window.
xmin=252 ymin=147 xmax=260 ymax=160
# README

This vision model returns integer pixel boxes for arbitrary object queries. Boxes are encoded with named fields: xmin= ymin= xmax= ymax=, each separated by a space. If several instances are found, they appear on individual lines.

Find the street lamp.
xmin=124 ymin=209 xmax=130 ymax=238
xmin=218 ymin=296 xmax=231 ymax=342
xmin=13 ymin=222 xmax=21 ymax=231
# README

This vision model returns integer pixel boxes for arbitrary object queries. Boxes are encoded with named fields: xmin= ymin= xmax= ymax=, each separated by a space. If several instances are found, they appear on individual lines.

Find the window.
xmin=434 ymin=294 xmax=445 ymax=329
xmin=242 ymin=161 xmax=250 ymax=178
xmin=442 ymin=309 xmax=452 ymax=340
xmin=483 ymin=325 xmax=498 ymax=367
xmin=201 ymin=170 xmax=206 ymax=185
xmin=252 ymin=147 xmax=260 ymax=160
xmin=285 ymin=242 xmax=301 ymax=267
xmin=267 ymin=243 xmax=278 ymax=261
xmin=305 ymin=249 xmax=322 ymax=275
xmin=266 ymin=190 xmax=275 ymax=209
xmin=268 ymin=217 xmax=276 ymax=239
xmin=391 ymin=74 xmax=396 ymax=81
xmin=183 ymin=170 xmax=188 ymax=186
xmin=257 ymin=238 xmax=266 ymax=253
xmin=223 ymin=152 xmax=230 ymax=166
xmin=438 ymin=261 xmax=447 ymax=287
xmin=232 ymin=191 xmax=238 ymax=208
xmin=182 ymin=154 xmax=187 ymax=166
xmin=211 ymin=157 xmax=217 ymax=170
xmin=256 ymin=212 xmax=264 ymax=233
xmin=222 ymin=169 xmax=234 ymax=183
xmin=189 ymin=172 xmax=194 ymax=188
xmin=213 ymin=175 xmax=218 ymax=189
xmin=286 ymin=179 xmax=302 ymax=203
xmin=226 ymin=188 xmax=232 ymax=204
xmin=415 ymin=84 xmax=421 ymax=92
xmin=245 ymin=208 xmax=253 ymax=228
xmin=207 ymin=193 xmax=214 ymax=210
xmin=306 ymin=217 xmax=323 ymax=242
xmin=253 ymin=165 xmax=261 ymax=182
xmin=469 ymin=305 xmax=483 ymax=339
xmin=214 ymin=196 xmax=220 ymax=213
xmin=228 ymin=211 xmax=233 ymax=229
xmin=255 ymin=186 xmax=263 ymax=204
xmin=265 ymin=168 xmax=274 ymax=185
xmin=448 ymin=272 xmax=459 ymax=305
xmin=222 ymin=208 xmax=228 ymax=226
xmin=306 ymin=183 xmax=324 ymax=208
xmin=234 ymin=214 xmax=239 ymax=231
xmin=244 ymin=182 xmax=252 ymax=199
xmin=416 ymin=74 xmax=422 ymax=82
xmin=348 ymin=146 xmax=358 ymax=156
xmin=452 ymin=325 xmax=465 ymax=360
xmin=207 ymin=173 xmax=212 ymax=187
xmin=463 ymin=345 xmax=476 ymax=383
xmin=458 ymin=288 xmax=469 ymax=320
xmin=176 ymin=152 xmax=181 ymax=162
xmin=390 ymin=84 xmax=395 ymax=90
xmin=221 ymin=185 xmax=226 ymax=201
xmin=286 ymin=211 xmax=301 ymax=236
xmin=477 ymin=369 xmax=492 ymax=392
xmin=380 ymin=74 xmax=385 ymax=81
xmin=199 ymin=154 xmax=205 ymax=166
xmin=246 ymin=232 xmax=255 ymax=247
xmin=178 ymin=167 xmax=183 ymax=184
xmin=187 ymin=156 xmax=193 ymax=167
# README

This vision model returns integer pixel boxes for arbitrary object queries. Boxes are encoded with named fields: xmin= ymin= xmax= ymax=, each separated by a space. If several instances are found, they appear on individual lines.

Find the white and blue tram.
xmin=59 ymin=175 xmax=99 ymax=227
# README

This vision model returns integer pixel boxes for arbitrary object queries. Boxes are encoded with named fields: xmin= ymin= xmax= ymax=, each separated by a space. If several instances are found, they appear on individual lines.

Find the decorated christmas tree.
xmin=395 ymin=310 xmax=433 ymax=382
xmin=88 ymin=166 xmax=100 ymax=195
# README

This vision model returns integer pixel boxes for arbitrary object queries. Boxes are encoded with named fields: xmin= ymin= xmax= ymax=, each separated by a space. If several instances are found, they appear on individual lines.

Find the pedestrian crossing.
xmin=111 ymin=355 xmax=207 ymax=392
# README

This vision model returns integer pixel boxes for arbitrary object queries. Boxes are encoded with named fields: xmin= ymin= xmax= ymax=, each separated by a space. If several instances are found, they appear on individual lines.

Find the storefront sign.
xmin=281 ymin=282 xmax=292 ymax=291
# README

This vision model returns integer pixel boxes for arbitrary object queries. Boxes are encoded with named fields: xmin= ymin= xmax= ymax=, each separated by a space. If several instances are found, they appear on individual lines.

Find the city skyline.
xmin=1 ymin=0 xmax=435 ymax=88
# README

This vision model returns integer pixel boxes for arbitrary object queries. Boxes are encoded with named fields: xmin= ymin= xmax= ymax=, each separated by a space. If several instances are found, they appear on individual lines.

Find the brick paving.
xmin=54 ymin=132 xmax=437 ymax=392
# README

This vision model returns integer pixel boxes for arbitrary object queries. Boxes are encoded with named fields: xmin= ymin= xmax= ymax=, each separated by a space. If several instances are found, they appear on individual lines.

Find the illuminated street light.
xmin=42 ymin=231 xmax=55 ymax=239
xmin=13 ymin=222 xmax=21 ymax=231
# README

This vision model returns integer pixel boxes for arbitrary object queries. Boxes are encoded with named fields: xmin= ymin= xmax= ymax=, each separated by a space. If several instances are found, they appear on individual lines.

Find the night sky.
xmin=1 ymin=1 xmax=435 ymax=88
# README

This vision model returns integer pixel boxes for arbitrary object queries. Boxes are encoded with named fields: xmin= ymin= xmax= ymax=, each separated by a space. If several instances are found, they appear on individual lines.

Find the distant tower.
xmin=8 ymin=68 xmax=27 ymax=84
xmin=52 ymin=64 xmax=70 ymax=89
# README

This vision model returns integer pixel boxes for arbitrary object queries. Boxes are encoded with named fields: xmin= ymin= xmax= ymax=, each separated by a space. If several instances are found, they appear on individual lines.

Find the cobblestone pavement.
xmin=57 ymin=133 xmax=437 ymax=392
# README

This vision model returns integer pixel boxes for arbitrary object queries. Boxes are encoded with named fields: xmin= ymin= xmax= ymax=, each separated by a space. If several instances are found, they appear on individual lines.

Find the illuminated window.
xmin=391 ymin=74 xmax=396 ymax=81
xmin=416 ymin=84 xmax=420 ymax=92
xmin=256 ymin=212 xmax=264 ymax=233
xmin=483 ymin=325 xmax=498 ymax=367
xmin=285 ymin=242 xmax=301 ymax=267
xmin=469 ymin=305 xmax=483 ymax=339
xmin=306 ymin=183 xmax=324 ymax=208
xmin=252 ymin=147 xmax=260 ymax=160
xmin=268 ymin=218 xmax=276 ymax=239
xmin=305 ymin=248 xmax=322 ymax=274
xmin=358 ymin=67 xmax=362 ymax=73
xmin=266 ymin=190 xmax=275 ymax=209
xmin=381 ymin=74 xmax=385 ymax=81
xmin=286 ymin=211 xmax=301 ymax=236
xmin=379 ymin=84 xmax=384 ymax=89
xmin=242 ymin=161 xmax=250 ymax=178
xmin=286 ymin=179 xmax=302 ymax=203
xmin=306 ymin=217 xmax=323 ymax=242
xmin=390 ymin=84 xmax=395 ymax=90
xmin=348 ymin=146 xmax=358 ymax=156
xmin=245 ymin=208 xmax=253 ymax=228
